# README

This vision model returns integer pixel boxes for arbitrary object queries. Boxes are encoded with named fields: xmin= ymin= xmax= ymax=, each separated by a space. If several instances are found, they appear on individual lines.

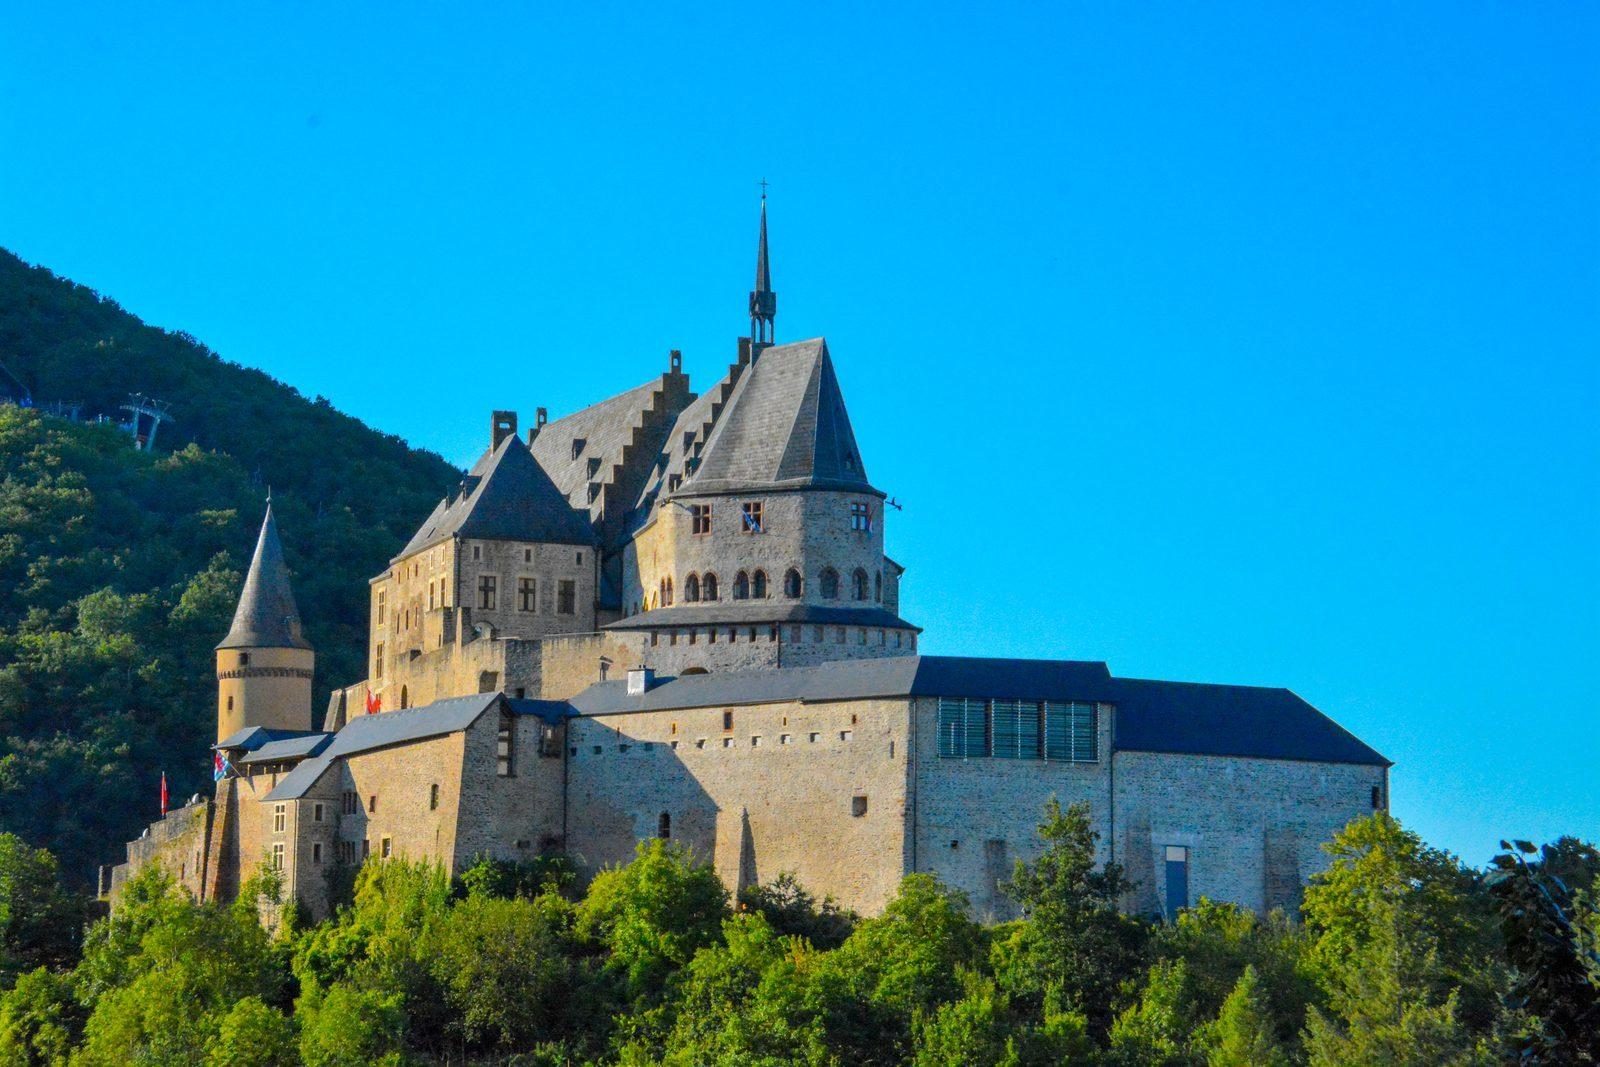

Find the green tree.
xmin=0 ymin=835 xmax=83 ymax=988
xmin=206 ymin=997 xmax=298 ymax=1067
xmin=296 ymin=984 xmax=406 ymax=1067
xmin=740 ymin=872 xmax=857 ymax=950
xmin=576 ymin=839 xmax=729 ymax=1002
xmin=1196 ymin=966 xmax=1290 ymax=1067
xmin=1300 ymin=813 xmax=1500 ymax=1065
xmin=992 ymin=798 xmax=1149 ymax=1033
xmin=0 ymin=966 xmax=82 ymax=1066
xmin=1107 ymin=957 xmax=1201 ymax=1066
xmin=1486 ymin=839 xmax=1600 ymax=1063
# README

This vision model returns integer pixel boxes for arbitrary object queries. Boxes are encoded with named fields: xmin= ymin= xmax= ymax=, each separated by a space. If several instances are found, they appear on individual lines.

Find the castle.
xmin=108 ymin=200 xmax=1389 ymax=922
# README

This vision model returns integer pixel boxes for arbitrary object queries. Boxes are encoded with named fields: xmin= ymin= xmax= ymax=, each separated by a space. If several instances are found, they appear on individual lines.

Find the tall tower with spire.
xmin=748 ymin=190 xmax=777 ymax=346
xmin=215 ymin=501 xmax=315 ymax=742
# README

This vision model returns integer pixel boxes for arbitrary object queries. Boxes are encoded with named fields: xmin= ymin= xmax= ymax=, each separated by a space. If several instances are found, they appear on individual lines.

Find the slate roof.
xmin=603 ymin=603 xmax=919 ymax=631
xmin=218 ymin=504 xmax=312 ymax=650
xmin=530 ymin=375 xmax=681 ymax=524
xmin=264 ymin=693 xmax=504 ymax=800
xmin=214 ymin=726 xmax=323 ymax=752
xmin=396 ymin=434 xmax=595 ymax=561
xmin=626 ymin=372 xmax=731 ymax=531
xmin=685 ymin=339 xmax=877 ymax=495
xmin=566 ymin=655 xmax=1388 ymax=766
xmin=238 ymin=733 xmax=334 ymax=765
xmin=1110 ymin=677 xmax=1389 ymax=766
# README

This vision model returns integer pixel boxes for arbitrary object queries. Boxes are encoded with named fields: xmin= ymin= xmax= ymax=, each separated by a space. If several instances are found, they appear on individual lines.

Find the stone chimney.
xmin=491 ymin=410 xmax=518 ymax=449
xmin=626 ymin=665 xmax=655 ymax=696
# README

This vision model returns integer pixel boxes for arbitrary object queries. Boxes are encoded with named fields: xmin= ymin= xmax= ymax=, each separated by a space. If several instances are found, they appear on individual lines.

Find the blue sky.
xmin=3 ymin=3 xmax=1595 ymax=865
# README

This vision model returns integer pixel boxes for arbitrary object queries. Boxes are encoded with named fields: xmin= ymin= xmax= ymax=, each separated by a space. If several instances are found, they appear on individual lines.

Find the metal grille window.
xmin=991 ymin=699 xmax=1041 ymax=759
xmin=1044 ymin=701 xmax=1099 ymax=762
xmin=937 ymin=698 xmax=989 ymax=758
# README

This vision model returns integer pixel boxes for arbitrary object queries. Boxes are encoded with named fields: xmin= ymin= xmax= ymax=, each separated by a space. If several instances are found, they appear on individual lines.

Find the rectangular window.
xmin=780 ymin=733 xmax=792 ymax=744
xmin=473 ymin=544 xmax=482 ymax=561
xmin=375 ymin=643 xmax=384 ymax=679
xmin=1044 ymin=702 xmax=1099 ymax=762
xmin=668 ymin=473 xmax=683 ymax=492
xmin=809 ymin=732 xmax=820 ymax=743
xmin=429 ymin=783 xmax=440 ymax=810
xmin=376 ymin=589 xmax=386 ymax=624
xmin=991 ymin=699 xmax=1041 ymax=759
xmin=273 ymin=804 xmax=286 ymax=833
xmin=558 ymin=580 xmax=576 ymax=615
xmin=723 ymin=710 xmax=734 ymax=731
xmin=690 ymin=503 xmax=712 ymax=534
xmin=722 ymin=737 xmax=734 ymax=748
xmin=497 ymin=713 xmax=515 ymax=777
xmin=1165 ymin=846 xmax=1189 ymax=921
xmin=478 ymin=574 xmax=497 ymax=610
xmin=840 ymin=730 xmax=853 ymax=741
xmin=518 ymin=578 xmax=536 ymax=612
xmin=937 ymin=697 xmax=989 ymax=758
xmin=740 ymin=501 xmax=764 ymax=534
xmin=312 ymin=842 xmax=323 ymax=864
xmin=850 ymin=501 xmax=871 ymax=531
xmin=368 ymin=795 xmax=377 ymax=813
xmin=851 ymin=795 xmax=868 ymax=817
xmin=381 ymin=837 xmax=393 ymax=859
xmin=313 ymin=803 xmax=323 ymax=822
xmin=271 ymin=843 xmax=284 ymax=870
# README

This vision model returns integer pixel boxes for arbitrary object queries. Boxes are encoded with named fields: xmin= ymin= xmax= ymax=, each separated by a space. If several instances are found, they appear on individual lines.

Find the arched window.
xmin=684 ymin=573 xmax=701 ymax=602
xmin=734 ymin=571 xmax=750 ymax=600
xmin=658 ymin=812 xmax=671 ymax=839
xmin=752 ymin=570 xmax=768 ymax=598
xmin=702 ymin=572 xmax=718 ymax=601
xmin=820 ymin=567 xmax=840 ymax=599
xmin=875 ymin=570 xmax=882 ymax=602
xmin=852 ymin=568 xmax=869 ymax=601
xmin=784 ymin=568 xmax=803 ymax=598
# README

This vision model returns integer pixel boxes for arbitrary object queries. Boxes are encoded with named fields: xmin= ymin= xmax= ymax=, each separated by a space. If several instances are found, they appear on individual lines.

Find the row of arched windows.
xmin=648 ymin=566 xmax=884 ymax=609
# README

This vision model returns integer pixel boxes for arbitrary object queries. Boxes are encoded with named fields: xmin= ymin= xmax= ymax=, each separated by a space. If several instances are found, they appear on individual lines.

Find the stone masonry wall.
xmin=108 ymin=799 xmax=214 ymax=903
xmin=909 ymin=697 xmax=1115 ymax=922
xmin=1112 ymin=751 xmax=1385 ymax=917
xmin=564 ymin=696 xmax=913 ymax=915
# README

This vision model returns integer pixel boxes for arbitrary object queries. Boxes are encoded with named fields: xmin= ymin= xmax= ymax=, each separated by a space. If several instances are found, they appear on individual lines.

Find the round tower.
xmin=216 ymin=501 xmax=315 ymax=742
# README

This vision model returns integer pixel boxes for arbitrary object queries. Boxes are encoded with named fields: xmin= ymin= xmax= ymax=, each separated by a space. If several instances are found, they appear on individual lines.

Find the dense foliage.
xmin=0 ymin=249 xmax=459 ymax=885
xmin=1 ymin=808 xmax=1596 ymax=1065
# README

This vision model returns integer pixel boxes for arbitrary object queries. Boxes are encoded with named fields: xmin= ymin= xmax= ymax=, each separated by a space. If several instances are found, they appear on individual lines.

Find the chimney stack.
xmin=626 ymin=665 xmax=655 ymax=696
xmin=491 ymin=410 xmax=518 ymax=449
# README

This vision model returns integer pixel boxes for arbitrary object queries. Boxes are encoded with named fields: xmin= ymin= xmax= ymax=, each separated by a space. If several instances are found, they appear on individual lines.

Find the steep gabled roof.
xmin=530 ymin=374 xmax=687 ymax=524
xmin=218 ymin=503 xmax=312 ymax=650
xmin=395 ymin=433 xmax=595 ymax=561
xmin=686 ymin=338 xmax=876 ymax=495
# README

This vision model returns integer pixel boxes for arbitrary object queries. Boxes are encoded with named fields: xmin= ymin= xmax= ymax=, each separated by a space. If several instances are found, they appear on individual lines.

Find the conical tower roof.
xmin=218 ymin=502 xmax=312 ymax=650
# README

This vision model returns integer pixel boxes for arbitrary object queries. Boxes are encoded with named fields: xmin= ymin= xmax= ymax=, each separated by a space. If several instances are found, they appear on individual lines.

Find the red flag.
xmin=160 ymin=771 xmax=169 ymax=815
xmin=365 ymin=689 xmax=381 ymax=714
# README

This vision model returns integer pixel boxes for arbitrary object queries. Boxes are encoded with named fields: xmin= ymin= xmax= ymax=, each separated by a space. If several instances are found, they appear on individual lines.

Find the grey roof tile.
xmin=238 ymin=733 xmax=334 ymax=764
xmin=396 ymin=435 xmax=595 ymax=560
xmin=686 ymin=339 xmax=876 ymax=495
xmin=218 ymin=504 xmax=311 ymax=650
xmin=264 ymin=692 xmax=502 ymax=800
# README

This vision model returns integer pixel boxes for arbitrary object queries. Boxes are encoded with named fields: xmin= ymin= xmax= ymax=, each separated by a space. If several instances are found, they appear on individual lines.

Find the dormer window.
xmin=587 ymin=457 xmax=601 ymax=478
xmin=571 ymin=438 xmax=586 ymax=459
xmin=668 ymin=474 xmax=683 ymax=493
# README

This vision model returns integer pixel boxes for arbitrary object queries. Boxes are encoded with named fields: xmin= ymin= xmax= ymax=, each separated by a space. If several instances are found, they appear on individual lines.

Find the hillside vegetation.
xmin=2 ymin=808 xmax=1597 ymax=1064
xmin=0 ymin=249 xmax=458 ymax=885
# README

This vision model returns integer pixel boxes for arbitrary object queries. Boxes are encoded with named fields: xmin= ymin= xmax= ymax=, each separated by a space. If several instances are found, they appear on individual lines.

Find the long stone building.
xmin=107 ymin=199 xmax=1390 ymax=922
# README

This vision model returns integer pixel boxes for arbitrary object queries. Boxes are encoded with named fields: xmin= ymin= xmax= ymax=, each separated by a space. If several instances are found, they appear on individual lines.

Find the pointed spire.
xmin=748 ymin=185 xmax=777 ymax=345
xmin=217 ymin=501 xmax=312 ymax=650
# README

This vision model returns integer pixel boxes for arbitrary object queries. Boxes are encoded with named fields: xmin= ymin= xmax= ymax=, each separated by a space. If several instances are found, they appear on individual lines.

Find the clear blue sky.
xmin=3 ymin=4 xmax=1595 ymax=865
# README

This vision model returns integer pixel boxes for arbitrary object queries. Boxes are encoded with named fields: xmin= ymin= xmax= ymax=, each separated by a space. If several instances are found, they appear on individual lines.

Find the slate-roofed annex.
xmin=396 ymin=432 xmax=595 ymax=562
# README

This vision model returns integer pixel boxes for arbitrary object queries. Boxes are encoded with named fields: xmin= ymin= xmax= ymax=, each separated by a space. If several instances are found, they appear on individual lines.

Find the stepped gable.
xmin=395 ymin=433 xmax=594 ymax=561
xmin=684 ymin=337 xmax=877 ymax=496
xmin=218 ymin=503 xmax=311 ymax=650
xmin=530 ymin=369 xmax=692 ymax=532
xmin=627 ymin=354 xmax=752 ymax=532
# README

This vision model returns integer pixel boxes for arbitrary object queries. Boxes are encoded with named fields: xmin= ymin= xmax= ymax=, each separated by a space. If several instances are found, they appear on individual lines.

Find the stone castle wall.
xmin=564 ymin=695 xmax=914 ymax=915
xmin=1112 ymin=751 xmax=1385 ymax=917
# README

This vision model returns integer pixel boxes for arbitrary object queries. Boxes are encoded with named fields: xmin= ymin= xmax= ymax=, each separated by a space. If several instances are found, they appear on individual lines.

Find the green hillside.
xmin=0 ymin=249 xmax=458 ymax=885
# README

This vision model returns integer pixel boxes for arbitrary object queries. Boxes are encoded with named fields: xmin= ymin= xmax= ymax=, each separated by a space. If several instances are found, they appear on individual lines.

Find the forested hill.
xmin=0 ymin=248 xmax=460 ymax=885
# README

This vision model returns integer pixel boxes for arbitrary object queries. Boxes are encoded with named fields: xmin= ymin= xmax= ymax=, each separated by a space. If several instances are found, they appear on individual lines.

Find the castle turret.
xmin=748 ymin=191 xmax=776 ymax=346
xmin=216 ymin=501 xmax=314 ymax=742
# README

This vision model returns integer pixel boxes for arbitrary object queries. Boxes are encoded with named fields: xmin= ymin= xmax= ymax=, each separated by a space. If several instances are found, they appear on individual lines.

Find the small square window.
xmin=722 ymin=737 xmax=734 ymax=748
xmin=809 ymin=732 xmax=820 ymax=743
xmin=840 ymin=730 xmax=853 ymax=741
xmin=751 ymin=736 xmax=761 ymax=746
xmin=780 ymin=734 xmax=792 ymax=745
xmin=592 ymin=745 xmax=603 ymax=755
xmin=851 ymin=795 xmax=868 ymax=817
xmin=696 ymin=739 xmax=706 ymax=749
